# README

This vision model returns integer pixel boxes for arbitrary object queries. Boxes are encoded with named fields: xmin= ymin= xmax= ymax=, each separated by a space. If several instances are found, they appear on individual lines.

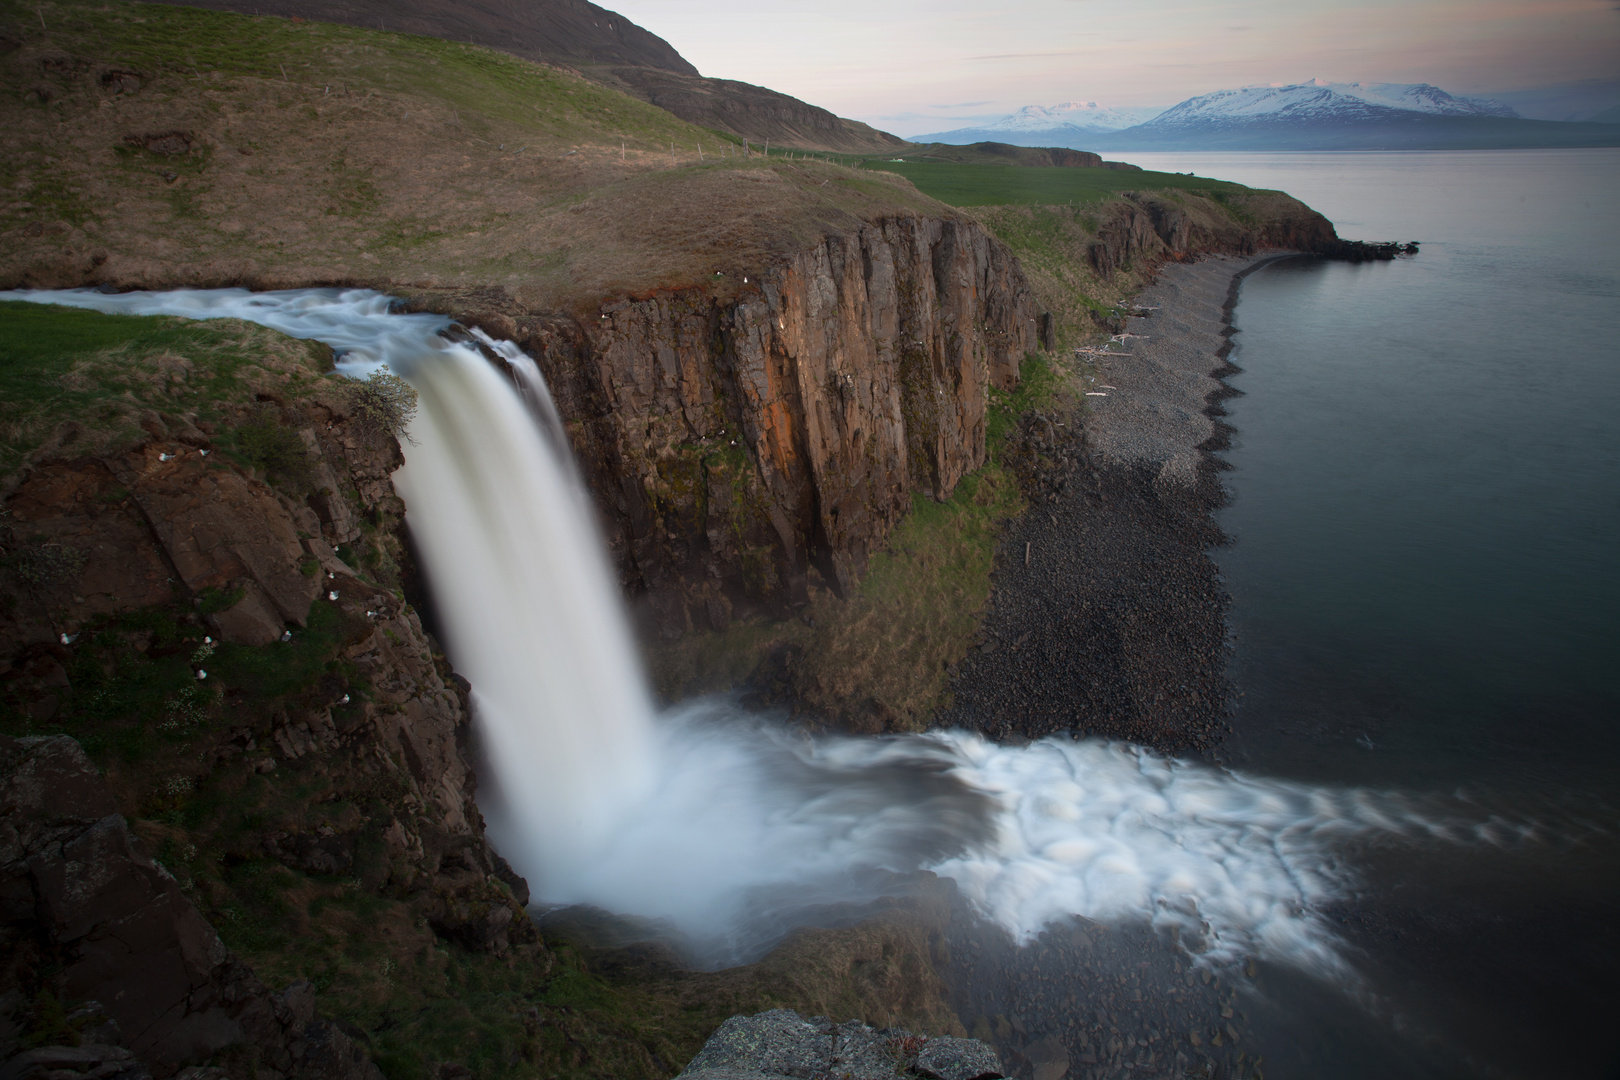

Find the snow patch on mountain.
xmin=1148 ymin=80 xmax=1518 ymax=127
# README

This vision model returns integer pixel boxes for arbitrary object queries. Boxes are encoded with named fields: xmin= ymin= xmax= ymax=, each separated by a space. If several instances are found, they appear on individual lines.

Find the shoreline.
xmin=940 ymin=252 xmax=1299 ymax=756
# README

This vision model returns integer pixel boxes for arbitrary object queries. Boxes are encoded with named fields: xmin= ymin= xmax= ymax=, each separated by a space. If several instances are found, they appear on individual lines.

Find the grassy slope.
xmin=0 ymin=0 xmax=939 ymax=308
xmin=0 ymin=298 xmax=337 ymax=484
xmin=863 ymin=160 xmax=1249 ymax=207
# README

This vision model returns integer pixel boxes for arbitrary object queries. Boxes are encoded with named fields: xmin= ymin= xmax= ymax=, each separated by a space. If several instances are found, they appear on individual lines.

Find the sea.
xmin=1118 ymin=150 xmax=1620 ymax=1079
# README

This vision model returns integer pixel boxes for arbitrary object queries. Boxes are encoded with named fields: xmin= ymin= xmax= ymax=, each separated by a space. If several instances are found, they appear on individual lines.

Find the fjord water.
xmin=1123 ymin=151 xmax=1620 ymax=1077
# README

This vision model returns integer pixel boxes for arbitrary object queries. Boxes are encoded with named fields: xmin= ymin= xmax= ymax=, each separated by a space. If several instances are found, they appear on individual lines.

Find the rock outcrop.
xmin=675 ymin=1009 xmax=1003 ymax=1080
xmin=0 ymin=735 xmax=382 ymax=1080
xmin=2 ymin=358 xmax=530 ymax=1072
xmin=452 ymin=216 xmax=1038 ymax=636
xmin=1087 ymin=190 xmax=1340 ymax=278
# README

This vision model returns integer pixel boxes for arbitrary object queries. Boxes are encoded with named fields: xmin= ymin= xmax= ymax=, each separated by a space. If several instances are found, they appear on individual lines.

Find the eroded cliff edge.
xmin=424 ymin=191 xmax=1347 ymax=647
xmin=435 ymin=216 xmax=1038 ymax=637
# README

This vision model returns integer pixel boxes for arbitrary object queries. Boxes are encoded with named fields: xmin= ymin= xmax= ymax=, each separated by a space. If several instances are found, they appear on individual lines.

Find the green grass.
xmin=10 ymin=0 xmax=713 ymax=152
xmin=863 ymin=161 xmax=1250 ymax=208
xmin=0 ymin=300 xmax=331 ymax=479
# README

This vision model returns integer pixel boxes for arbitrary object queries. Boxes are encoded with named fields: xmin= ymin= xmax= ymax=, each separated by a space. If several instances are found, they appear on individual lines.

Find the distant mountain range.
xmin=914 ymin=80 xmax=1620 ymax=151
xmin=919 ymin=100 xmax=1156 ymax=145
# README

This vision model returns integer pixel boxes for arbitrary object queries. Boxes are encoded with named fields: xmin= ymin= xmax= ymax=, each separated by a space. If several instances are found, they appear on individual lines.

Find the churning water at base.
xmin=2 ymin=286 xmax=1521 ymax=980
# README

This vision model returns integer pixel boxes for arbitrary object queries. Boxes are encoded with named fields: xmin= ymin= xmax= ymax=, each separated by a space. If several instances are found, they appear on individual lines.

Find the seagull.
xmin=329 ymin=591 xmax=339 ymax=601
xmin=197 ymin=670 xmax=208 ymax=680
xmin=159 ymin=452 xmax=173 ymax=462
xmin=60 ymin=632 xmax=78 ymax=645
xmin=204 ymin=636 xmax=213 ymax=644
xmin=340 ymin=694 xmax=350 ymax=704
xmin=280 ymin=630 xmax=293 ymax=642
xmin=199 ymin=449 xmax=210 ymax=457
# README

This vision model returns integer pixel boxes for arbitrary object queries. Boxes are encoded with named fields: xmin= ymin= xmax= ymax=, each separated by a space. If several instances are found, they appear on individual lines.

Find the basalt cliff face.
xmin=438 ymin=190 xmax=1352 ymax=640
xmin=442 ymin=216 xmax=1039 ymax=637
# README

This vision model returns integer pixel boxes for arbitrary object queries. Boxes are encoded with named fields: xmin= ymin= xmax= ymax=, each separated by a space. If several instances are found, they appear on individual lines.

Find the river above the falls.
xmin=1119 ymin=149 xmax=1620 ymax=1077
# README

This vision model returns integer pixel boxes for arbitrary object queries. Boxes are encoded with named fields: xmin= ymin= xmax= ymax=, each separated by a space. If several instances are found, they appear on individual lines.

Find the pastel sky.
xmin=601 ymin=0 xmax=1620 ymax=133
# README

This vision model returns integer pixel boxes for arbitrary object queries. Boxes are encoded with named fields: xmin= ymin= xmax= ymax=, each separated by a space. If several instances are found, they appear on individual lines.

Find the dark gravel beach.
xmin=941 ymin=254 xmax=1289 ymax=757
xmin=933 ymin=254 xmax=1295 ymax=1080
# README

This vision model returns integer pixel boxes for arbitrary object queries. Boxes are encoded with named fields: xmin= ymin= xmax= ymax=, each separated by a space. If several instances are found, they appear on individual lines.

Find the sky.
xmin=599 ymin=0 xmax=1620 ymax=135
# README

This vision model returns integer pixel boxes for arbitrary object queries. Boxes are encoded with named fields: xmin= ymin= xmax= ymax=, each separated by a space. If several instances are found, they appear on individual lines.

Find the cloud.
xmin=931 ymin=101 xmax=995 ymax=108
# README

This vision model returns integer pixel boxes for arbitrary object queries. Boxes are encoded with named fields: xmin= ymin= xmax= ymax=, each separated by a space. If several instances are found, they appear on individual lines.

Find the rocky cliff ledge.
xmin=0 ymin=316 xmax=531 ymax=1077
xmin=435 ymin=216 xmax=1038 ymax=638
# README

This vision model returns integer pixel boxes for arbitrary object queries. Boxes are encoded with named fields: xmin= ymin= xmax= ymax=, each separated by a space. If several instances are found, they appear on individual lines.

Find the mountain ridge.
xmin=918 ymin=80 xmax=1620 ymax=152
xmin=139 ymin=0 xmax=904 ymax=151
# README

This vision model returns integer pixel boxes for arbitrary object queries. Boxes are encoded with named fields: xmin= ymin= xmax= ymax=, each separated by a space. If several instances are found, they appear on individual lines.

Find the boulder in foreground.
xmin=676 ymin=1008 xmax=1003 ymax=1080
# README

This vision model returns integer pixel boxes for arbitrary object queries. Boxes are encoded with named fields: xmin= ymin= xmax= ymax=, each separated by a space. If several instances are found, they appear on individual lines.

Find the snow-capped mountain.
xmin=995 ymin=101 xmax=1155 ymax=134
xmin=1069 ymin=78 xmax=1586 ymax=150
xmin=909 ymin=100 xmax=1158 ymax=147
xmin=1147 ymin=79 xmax=1517 ymax=127
xmin=908 ymin=79 xmax=1614 ymax=152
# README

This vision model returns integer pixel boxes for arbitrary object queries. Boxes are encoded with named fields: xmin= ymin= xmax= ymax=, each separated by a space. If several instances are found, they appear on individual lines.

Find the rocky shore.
xmin=941 ymin=253 xmax=1290 ymax=756
xmin=927 ymin=254 xmax=1292 ymax=1080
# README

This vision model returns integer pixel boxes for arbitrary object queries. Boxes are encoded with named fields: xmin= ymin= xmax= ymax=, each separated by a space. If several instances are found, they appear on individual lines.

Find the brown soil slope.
xmin=138 ymin=0 xmax=906 ymax=151
xmin=0 ymin=0 xmax=937 ymax=302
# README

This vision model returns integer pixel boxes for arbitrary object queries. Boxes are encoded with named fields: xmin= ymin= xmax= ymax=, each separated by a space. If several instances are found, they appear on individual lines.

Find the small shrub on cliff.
xmin=7 ymin=540 xmax=88 ymax=590
xmin=0 ymin=509 xmax=88 ymax=604
xmin=346 ymin=365 xmax=418 ymax=443
xmin=233 ymin=411 xmax=315 ymax=491
xmin=196 ymin=584 xmax=246 ymax=614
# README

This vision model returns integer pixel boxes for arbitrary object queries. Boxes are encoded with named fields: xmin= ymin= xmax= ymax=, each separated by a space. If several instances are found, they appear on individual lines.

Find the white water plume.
xmin=3 ymin=286 xmax=1484 ymax=979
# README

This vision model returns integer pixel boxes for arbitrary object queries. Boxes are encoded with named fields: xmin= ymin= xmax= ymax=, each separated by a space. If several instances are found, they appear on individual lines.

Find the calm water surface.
xmin=1118 ymin=151 xmax=1620 ymax=1078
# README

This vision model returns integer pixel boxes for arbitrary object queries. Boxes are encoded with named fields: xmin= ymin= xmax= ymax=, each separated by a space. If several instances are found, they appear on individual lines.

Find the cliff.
xmin=0 ymin=304 xmax=969 ymax=1079
xmin=439 ymin=216 xmax=1037 ymax=636
xmin=0 ymin=311 xmax=534 ymax=1077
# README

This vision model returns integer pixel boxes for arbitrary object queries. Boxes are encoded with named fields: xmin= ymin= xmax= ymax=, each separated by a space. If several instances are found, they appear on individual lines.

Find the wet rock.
xmin=914 ymin=1037 xmax=1004 ymax=1080
xmin=0 ymin=1043 xmax=150 ymax=1080
xmin=1022 ymin=1035 xmax=1068 ymax=1080
xmin=676 ymin=1008 xmax=1003 ymax=1080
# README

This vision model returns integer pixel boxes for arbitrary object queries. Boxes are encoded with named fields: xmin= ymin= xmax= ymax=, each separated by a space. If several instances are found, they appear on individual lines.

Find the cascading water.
xmin=3 ymin=286 xmax=1518 ymax=979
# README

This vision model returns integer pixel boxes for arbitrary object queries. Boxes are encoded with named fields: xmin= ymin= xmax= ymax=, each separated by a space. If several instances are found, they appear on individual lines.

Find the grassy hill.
xmin=144 ymin=0 xmax=907 ymax=151
xmin=860 ymin=159 xmax=1249 ymax=208
xmin=0 ymin=0 xmax=937 ymax=307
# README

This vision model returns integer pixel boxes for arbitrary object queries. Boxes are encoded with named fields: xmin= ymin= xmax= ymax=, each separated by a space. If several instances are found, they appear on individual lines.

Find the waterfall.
xmin=3 ymin=286 xmax=1508 ymax=978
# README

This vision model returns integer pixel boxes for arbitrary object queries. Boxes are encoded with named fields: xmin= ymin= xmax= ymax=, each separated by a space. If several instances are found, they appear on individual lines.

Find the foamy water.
xmin=3 ymin=286 xmax=1502 ymax=978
